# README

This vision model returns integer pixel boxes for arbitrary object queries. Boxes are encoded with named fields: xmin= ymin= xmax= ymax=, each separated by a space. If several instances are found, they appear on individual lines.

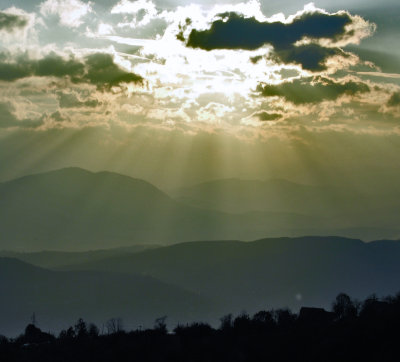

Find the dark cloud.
xmin=387 ymin=92 xmax=400 ymax=107
xmin=0 ymin=58 xmax=32 ymax=81
xmin=83 ymin=53 xmax=142 ymax=88
xmin=187 ymin=11 xmax=352 ymax=51
xmin=0 ymin=53 xmax=143 ymax=88
xmin=258 ymin=76 xmax=370 ymax=104
xmin=250 ymin=44 xmax=348 ymax=71
xmin=36 ymin=55 xmax=86 ymax=79
xmin=186 ymin=11 xmax=360 ymax=71
xmin=253 ymin=111 xmax=282 ymax=121
xmin=274 ymin=44 xmax=349 ymax=72
xmin=0 ymin=11 xmax=28 ymax=32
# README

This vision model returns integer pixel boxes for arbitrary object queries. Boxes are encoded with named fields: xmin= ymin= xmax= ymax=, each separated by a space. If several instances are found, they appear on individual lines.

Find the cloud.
xmin=57 ymin=91 xmax=101 ymax=108
xmin=387 ymin=92 xmax=400 ymax=107
xmin=0 ymin=7 xmax=37 ymax=51
xmin=253 ymin=111 xmax=282 ymax=121
xmin=184 ymin=6 xmax=374 ymax=71
xmin=40 ymin=0 xmax=92 ymax=28
xmin=83 ymin=53 xmax=142 ymax=88
xmin=187 ymin=11 xmax=351 ymax=50
xmin=0 ymin=102 xmax=42 ymax=128
xmin=0 ymin=11 xmax=28 ymax=32
xmin=0 ymin=102 xmax=18 ymax=128
xmin=111 ymin=0 xmax=156 ymax=15
xmin=111 ymin=0 xmax=158 ymax=27
xmin=357 ymin=72 xmax=400 ymax=79
xmin=0 ymin=1 xmax=394 ymax=137
xmin=272 ymin=44 xmax=350 ymax=72
xmin=0 ymin=52 xmax=143 ymax=88
xmin=258 ymin=76 xmax=370 ymax=104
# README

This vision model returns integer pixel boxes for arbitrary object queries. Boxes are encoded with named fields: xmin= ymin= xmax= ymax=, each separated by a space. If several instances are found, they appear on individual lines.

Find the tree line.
xmin=1 ymin=292 xmax=400 ymax=361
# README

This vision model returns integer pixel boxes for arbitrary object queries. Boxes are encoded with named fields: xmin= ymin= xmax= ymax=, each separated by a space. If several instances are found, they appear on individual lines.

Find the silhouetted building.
xmin=298 ymin=307 xmax=335 ymax=326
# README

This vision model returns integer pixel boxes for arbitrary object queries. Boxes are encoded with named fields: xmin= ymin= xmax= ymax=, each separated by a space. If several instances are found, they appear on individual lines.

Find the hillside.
xmin=0 ymin=258 xmax=217 ymax=337
xmin=1 ymin=168 xmax=398 ymax=251
xmin=173 ymin=178 xmax=400 ymax=230
xmin=0 ymin=168 xmax=329 ymax=251
xmin=0 ymin=244 xmax=159 ymax=269
xmin=61 ymin=236 xmax=400 ymax=313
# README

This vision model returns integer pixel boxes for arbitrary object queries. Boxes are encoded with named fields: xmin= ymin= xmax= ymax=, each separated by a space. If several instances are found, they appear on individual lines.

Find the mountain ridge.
xmin=58 ymin=236 xmax=400 ymax=315
xmin=0 ymin=167 xmax=399 ymax=251
xmin=0 ymin=168 xmax=338 ymax=251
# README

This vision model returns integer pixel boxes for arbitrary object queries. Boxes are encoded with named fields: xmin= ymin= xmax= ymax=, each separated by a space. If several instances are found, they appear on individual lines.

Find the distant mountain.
xmin=0 ymin=168 xmax=337 ymax=251
xmin=61 ymin=236 xmax=400 ymax=315
xmin=0 ymin=168 xmax=398 ymax=251
xmin=173 ymin=178 xmax=369 ymax=215
xmin=173 ymin=178 xmax=400 ymax=239
xmin=0 ymin=258 xmax=217 ymax=337
xmin=0 ymin=167 xmax=181 ymax=250
xmin=0 ymin=244 xmax=160 ymax=269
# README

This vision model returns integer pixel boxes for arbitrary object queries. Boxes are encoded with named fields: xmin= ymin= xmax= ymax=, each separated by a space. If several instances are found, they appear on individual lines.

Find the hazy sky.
xmin=0 ymin=0 xmax=399 ymax=190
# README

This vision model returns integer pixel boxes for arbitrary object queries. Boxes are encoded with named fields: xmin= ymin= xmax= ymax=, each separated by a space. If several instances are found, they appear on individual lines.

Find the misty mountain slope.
xmin=0 ymin=258 xmax=218 ymax=337
xmin=0 ymin=167 xmax=181 ymax=249
xmin=174 ymin=178 xmax=400 ymax=238
xmin=62 ymin=236 xmax=400 ymax=314
xmin=0 ymin=168 xmax=332 ymax=251
xmin=173 ymin=178 xmax=369 ymax=214
xmin=0 ymin=244 xmax=160 ymax=269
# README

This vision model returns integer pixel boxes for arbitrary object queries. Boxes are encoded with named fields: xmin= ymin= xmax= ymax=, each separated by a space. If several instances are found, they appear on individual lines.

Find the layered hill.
xmin=0 ymin=168 xmax=398 ymax=251
xmin=174 ymin=178 xmax=400 ymax=221
xmin=0 ymin=168 xmax=326 ymax=251
xmin=0 ymin=244 xmax=158 ymax=269
xmin=173 ymin=178 xmax=400 ymax=240
xmin=61 ymin=236 xmax=400 ymax=314
xmin=0 ymin=258 xmax=217 ymax=337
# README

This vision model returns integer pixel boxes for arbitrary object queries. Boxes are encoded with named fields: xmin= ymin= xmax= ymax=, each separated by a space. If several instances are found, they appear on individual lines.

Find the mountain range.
xmin=0 ymin=167 xmax=399 ymax=251
xmin=1 ymin=167 xmax=399 ymax=337
xmin=1 ymin=236 xmax=400 ymax=337
xmin=60 ymin=236 xmax=400 ymax=313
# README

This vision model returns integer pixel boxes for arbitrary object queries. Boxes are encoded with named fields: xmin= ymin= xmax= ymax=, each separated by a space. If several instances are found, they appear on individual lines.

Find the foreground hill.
xmin=0 ymin=168 xmax=332 ymax=251
xmin=0 ymin=258 xmax=217 ymax=337
xmin=2 ymin=291 xmax=400 ymax=362
xmin=62 ymin=236 xmax=400 ymax=313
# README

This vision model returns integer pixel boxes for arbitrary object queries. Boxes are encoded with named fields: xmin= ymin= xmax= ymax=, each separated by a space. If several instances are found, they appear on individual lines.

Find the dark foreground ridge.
xmin=1 ymin=292 xmax=400 ymax=362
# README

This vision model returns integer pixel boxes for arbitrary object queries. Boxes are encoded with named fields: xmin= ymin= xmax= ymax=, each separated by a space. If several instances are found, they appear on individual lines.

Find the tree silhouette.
xmin=106 ymin=318 xmax=123 ymax=334
xmin=74 ymin=318 xmax=88 ymax=338
xmin=2 ymin=291 xmax=400 ymax=362
xmin=332 ymin=293 xmax=358 ymax=320
xmin=154 ymin=316 xmax=167 ymax=334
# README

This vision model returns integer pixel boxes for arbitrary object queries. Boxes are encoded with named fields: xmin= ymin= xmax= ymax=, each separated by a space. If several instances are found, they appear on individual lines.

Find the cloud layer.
xmin=258 ymin=76 xmax=370 ymax=104
xmin=0 ymin=52 xmax=142 ymax=88
xmin=0 ymin=0 xmax=398 ymax=137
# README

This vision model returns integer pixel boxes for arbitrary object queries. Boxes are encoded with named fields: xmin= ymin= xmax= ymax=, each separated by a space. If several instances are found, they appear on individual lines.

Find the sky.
xmin=0 ymin=0 xmax=399 ymax=191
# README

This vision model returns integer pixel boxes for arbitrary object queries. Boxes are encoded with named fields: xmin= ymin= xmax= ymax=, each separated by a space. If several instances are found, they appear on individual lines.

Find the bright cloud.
xmin=40 ymin=0 xmax=92 ymax=28
xmin=111 ymin=0 xmax=158 ymax=27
